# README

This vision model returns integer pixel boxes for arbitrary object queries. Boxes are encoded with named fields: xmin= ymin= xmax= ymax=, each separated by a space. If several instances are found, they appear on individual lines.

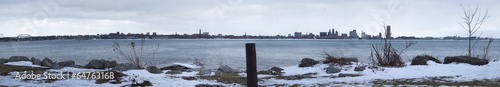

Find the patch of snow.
xmin=172 ymin=62 xmax=200 ymax=69
xmin=3 ymin=61 xmax=49 ymax=68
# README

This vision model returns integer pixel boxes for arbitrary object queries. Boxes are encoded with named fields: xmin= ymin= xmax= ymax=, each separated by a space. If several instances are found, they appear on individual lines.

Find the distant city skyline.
xmin=0 ymin=0 xmax=499 ymax=37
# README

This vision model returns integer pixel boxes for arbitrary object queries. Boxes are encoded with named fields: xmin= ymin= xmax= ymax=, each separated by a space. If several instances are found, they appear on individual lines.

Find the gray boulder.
xmin=444 ymin=56 xmax=488 ymax=65
xmin=84 ymin=59 xmax=117 ymax=69
xmin=0 ymin=58 xmax=8 ymax=65
xmin=299 ymin=58 xmax=318 ymax=67
xmin=41 ymin=58 xmax=54 ymax=67
xmin=51 ymin=62 xmax=63 ymax=69
xmin=411 ymin=55 xmax=441 ymax=65
xmin=165 ymin=70 xmax=182 ymax=74
xmin=112 ymin=63 xmax=138 ymax=71
xmin=146 ymin=66 xmax=163 ymax=74
xmin=258 ymin=66 xmax=284 ymax=75
xmin=215 ymin=70 xmax=223 ymax=75
xmin=217 ymin=65 xmax=238 ymax=73
xmin=8 ymin=56 xmax=30 ymax=62
xmin=160 ymin=65 xmax=191 ymax=71
xmin=270 ymin=67 xmax=284 ymax=75
xmin=31 ymin=57 xmax=42 ymax=65
xmin=345 ymin=58 xmax=359 ymax=62
xmin=354 ymin=66 xmax=365 ymax=71
xmin=199 ymin=69 xmax=211 ymax=75
xmin=57 ymin=60 xmax=75 ymax=67
xmin=326 ymin=66 xmax=341 ymax=74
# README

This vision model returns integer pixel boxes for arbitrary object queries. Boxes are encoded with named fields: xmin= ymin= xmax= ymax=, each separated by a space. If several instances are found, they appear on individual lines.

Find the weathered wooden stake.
xmin=245 ymin=43 xmax=257 ymax=87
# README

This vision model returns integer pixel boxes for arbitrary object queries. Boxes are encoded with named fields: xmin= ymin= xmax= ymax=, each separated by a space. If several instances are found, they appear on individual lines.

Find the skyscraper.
xmin=386 ymin=25 xmax=391 ymax=39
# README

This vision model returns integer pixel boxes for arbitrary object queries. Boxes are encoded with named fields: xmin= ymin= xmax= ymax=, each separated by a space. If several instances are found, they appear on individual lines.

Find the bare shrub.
xmin=323 ymin=51 xmax=352 ymax=66
xmin=371 ymin=25 xmax=416 ymax=67
xmin=482 ymin=38 xmax=493 ymax=59
xmin=112 ymin=35 xmax=151 ymax=69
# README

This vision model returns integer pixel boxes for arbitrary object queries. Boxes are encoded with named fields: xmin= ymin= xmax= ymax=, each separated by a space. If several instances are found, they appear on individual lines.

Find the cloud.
xmin=0 ymin=0 xmax=498 ymax=37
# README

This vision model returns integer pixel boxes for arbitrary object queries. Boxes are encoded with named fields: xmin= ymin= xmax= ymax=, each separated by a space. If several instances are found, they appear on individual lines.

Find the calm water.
xmin=1 ymin=39 xmax=499 ymax=70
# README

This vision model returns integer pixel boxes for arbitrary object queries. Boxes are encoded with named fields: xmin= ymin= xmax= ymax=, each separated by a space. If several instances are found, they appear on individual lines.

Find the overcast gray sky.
xmin=0 ymin=0 xmax=499 ymax=37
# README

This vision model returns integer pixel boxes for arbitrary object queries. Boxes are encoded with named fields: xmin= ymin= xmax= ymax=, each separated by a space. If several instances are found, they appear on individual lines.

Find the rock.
xmin=0 ymin=58 xmax=8 ymax=65
xmin=411 ymin=55 xmax=441 ymax=65
xmin=354 ymin=66 xmax=365 ymax=71
xmin=326 ymin=66 xmax=341 ymax=74
xmin=41 ymin=58 xmax=54 ymax=67
xmin=258 ymin=67 xmax=284 ymax=75
xmin=444 ymin=56 xmax=488 ymax=65
xmin=299 ymin=58 xmax=318 ymax=67
xmin=57 ymin=60 xmax=75 ymax=67
xmin=31 ymin=57 xmax=42 ymax=65
xmin=344 ymin=58 xmax=359 ymax=62
xmin=165 ymin=70 xmax=182 ymax=74
xmin=215 ymin=70 xmax=223 ymax=75
xmin=160 ymin=65 xmax=191 ymax=71
xmin=270 ymin=67 xmax=284 ymax=75
xmin=51 ymin=62 xmax=63 ymax=69
xmin=8 ymin=56 xmax=30 ymax=62
xmin=112 ymin=63 xmax=138 ymax=71
xmin=84 ymin=59 xmax=117 ymax=69
xmin=199 ymin=69 xmax=211 ymax=75
xmin=146 ymin=66 xmax=162 ymax=74
xmin=217 ymin=65 xmax=238 ymax=73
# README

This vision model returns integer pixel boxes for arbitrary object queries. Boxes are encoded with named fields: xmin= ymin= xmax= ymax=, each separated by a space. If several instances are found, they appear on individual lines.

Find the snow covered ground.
xmin=1 ymin=61 xmax=499 ymax=86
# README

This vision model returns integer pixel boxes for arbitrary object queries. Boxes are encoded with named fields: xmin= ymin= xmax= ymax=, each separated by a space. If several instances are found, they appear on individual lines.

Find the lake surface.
xmin=1 ymin=39 xmax=498 ymax=70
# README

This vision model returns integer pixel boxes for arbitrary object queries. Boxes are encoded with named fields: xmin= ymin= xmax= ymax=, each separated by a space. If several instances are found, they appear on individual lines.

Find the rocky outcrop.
xmin=344 ymin=58 xmax=358 ymax=62
xmin=299 ymin=58 xmax=318 ymax=67
xmin=258 ymin=67 xmax=284 ymax=75
xmin=57 ymin=60 xmax=75 ymax=67
xmin=354 ymin=66 xmax=365 ymax=71
xmin=199 ymin=69 xmax=211 ymax=75
xmin=0 ymin=58 xmax=8 ymax=65
xmin=8 ymin=56 xmax=30 ymax=62
xmin=146 ymin=66 xmax=163 ymax=74
xmin=165 ymin=70 xmax=182 ymax=74
xmin=31 ymin=57 xmax=42 ymax=65
xmin=444 ymin=56 xmax=488 ymax=65
xmin=160 ymin=65 xmax=191 ymax=71
xmin=41 ymin=58 xmax=54 ymax=67
xmin=326 ymin=66 xmax=341 ymax=74
xmin=411 ymin=55 xmax=442 ymax=65
xmin=217 ymin=65 xmax=238 ymax=73
xmin=112 ymin=63 xmax=138 ymax=71
xmin=84 ymin=59 xmax=117 ymax=69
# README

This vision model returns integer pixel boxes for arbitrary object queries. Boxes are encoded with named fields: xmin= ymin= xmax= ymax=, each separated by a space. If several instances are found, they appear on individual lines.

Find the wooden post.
xmin=245 ymin=43 xmax=257 ymax=87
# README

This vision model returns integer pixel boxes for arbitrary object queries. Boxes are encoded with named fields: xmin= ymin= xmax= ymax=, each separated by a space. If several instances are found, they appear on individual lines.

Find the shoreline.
xmin=1 ymin=56 xmax=499 ymax=86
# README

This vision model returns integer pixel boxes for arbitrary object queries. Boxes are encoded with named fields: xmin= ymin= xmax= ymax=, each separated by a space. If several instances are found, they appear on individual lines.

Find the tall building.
xmin=294 ymin=32 xmax=302 ymax=38
xmin=386 ymin=25 xmax=391 ymax=39
xmin=319 ymin=32 xmax=327 ymax=38
xmin=379 ymin=32 xmax=382 ymax=39
xmin=199 ymin=29 xmax=202 ymax=38
xmin=328 ymin=30 xmax=331 ymax=36
xmin=349 ymin=29 xmax=359 ymax=39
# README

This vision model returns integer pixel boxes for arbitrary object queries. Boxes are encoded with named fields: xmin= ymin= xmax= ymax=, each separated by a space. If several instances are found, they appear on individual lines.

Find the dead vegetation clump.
xmin=322 ymin=52 xmax=353 ymax=66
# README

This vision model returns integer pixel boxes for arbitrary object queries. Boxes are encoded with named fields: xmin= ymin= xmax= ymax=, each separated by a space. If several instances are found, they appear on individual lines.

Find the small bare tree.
xmin=112 ymin=34 xmax=147 ymax=69
xmin=371 ymin=24 xmax=416 ymax=67
xmin=458 ymin=3 xmax=489 ymax=57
